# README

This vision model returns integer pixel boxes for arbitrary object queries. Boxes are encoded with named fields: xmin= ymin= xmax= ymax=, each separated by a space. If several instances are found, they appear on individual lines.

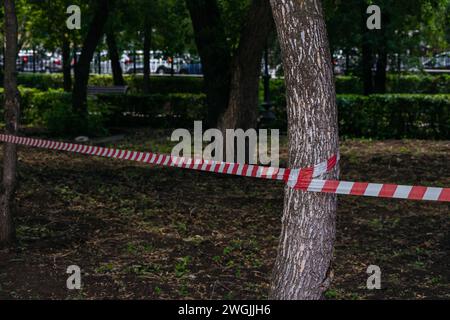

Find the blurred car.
xmin=155 ymin=57 xmax=184 ymax=75
xmin=16 ymin=50 xmax=65 ymax=73
xmin=179 ymin=58 xmax=202 ymax=75
xmin=423 ymin=52 xmax=450 ymax=73
xmin=124 ymin=59 xmax=164 ymax=74
xmin=17 ymin=51 xmax=46 ymax=72
xmin=45 ymin=53 xmax=63 ymax=73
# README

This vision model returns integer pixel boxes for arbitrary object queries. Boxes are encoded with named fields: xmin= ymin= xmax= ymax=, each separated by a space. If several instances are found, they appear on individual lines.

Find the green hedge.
xmin=338 ymin=94 xmax=450 ymax=139
xmin=0 ymin=88 xmax=207 ymax=131
xmin=2 ymin=73 xmax=449 ymax=94
xmin=96 ymin=93 xmax=207 ymax=127
xmin=0 ymin=87 xmax=108 ymax=137
xmin=1 ymin=88 xmax=448 ymax=139
xmin=265 ymin=74 xmax=450 ymax=96
xmin=270 ymin=94 xmax=450 ymax=139
xmin=386 ymin=75 xmax=450 ymax=94
xmin=6 ymin=73 xmax=205 ymax=94
xmin=335 ymin=74 xmax=450 ymax=94
xmin=99 ymin=92 xmax=450 ymax=139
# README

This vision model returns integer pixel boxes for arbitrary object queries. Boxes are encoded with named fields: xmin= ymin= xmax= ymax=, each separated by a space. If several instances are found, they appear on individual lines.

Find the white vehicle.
xmin=423 ymin=52 xmax=450 ymax=73
xmin=121 ymin=51 xmax=170 ymax=74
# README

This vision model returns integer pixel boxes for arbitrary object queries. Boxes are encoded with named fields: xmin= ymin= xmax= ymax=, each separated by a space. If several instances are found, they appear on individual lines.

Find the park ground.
xmin=0 ymin=128 xmax=449 ymax=299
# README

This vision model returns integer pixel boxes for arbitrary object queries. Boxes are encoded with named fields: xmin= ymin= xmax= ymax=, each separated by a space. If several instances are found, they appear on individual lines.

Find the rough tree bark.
xmin=62 ymin=34 xmax=72 ymax=92
xmin=106 ymin=30 xmax=125 ymax=86
xmin=218 ymin=0 xmax=274 ymax=132
xmin=186 ymin=0 xmax=231 ymax=127
xmin=72 ymin=0 xmax=113 ymax=116
xmin=1 ymin=0 xmax=20 ymax=246
xmin=269 ymin=0 xmax=339 ymax=300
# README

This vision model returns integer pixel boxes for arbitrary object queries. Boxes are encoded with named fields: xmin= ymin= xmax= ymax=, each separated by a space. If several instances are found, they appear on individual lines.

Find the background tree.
xmin=269 ymin=0 xmax=339 ymax=299
xmin=186 ymin=0 xmax=231 ymax=127
xmin=159 ymin=0 xmax=194 ymax=76
xmin=141 ymin=0 xmax=155 ymax=93
xmin=187 ymin=0 xmax=274 ymax=131
xmin=106 ymin=20 xmax=125 ymax=86
xmin=1 ymin=0 xmax=20 ymax=246
xmin=218 ymin=0 xmax=273 ymax=132
xmin=15 ymin=0 xmax=86 ymax=92
xmin=106 ymin=29 xmax=125 ymax=86
xmin=324 ymin=0 xmax=449 ymax=94
xmin=72 ymin=0 xmax=114 ymax=116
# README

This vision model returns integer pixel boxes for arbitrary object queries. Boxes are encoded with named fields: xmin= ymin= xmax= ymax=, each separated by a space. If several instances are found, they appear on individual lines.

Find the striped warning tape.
xmin=0 ymin=134 xmax=448 ymax=202
xmin=295 ymin=179 xmax=449 ymax=202
xmin=0 ymin=134 xmax=336 ymax=184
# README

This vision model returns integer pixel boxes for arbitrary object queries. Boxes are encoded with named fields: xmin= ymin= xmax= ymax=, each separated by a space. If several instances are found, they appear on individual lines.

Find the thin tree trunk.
xmin=62 ymin=34 xmax=72 ymax=92
xmin=186 ymin=0 xmax=231 ymax=127
xmin=373 ymin=12 xmax=389 ymax=94
xmin=106 ymin=30 xmax=125 ymax=86
xmin=269 ymin=0 xmax=339 ymax=300
xmin=1 ymin=0 xmax=20 ymax=246
xmin=72 ymin=0 xmax=113 ymax=116
xmin=143 ymin=20 xmax=152 ymax=94
xmin=361 ymin=4 xmax=373 ymax=95
xmin=361 ymin=40 xmax=373 ymax=95
xmin=218 ymin=0 xmax=273 ymax=132
xmin=106 ymin=31 xmax=125 ymax=86
xmin=374 ymin=51 xmax=387 ymax=93
xmin=345 ymin=49 xmax=350 ymax=75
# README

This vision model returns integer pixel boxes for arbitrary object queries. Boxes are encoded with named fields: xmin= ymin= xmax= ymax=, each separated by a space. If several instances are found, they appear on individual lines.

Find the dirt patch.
xmin=0 ymin=130 xmax=449 ymax=299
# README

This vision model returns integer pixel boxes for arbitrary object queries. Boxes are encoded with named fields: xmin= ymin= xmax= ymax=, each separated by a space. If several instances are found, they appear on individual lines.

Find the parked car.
xmin=179 ymin=58 xmax=202 ymax=75
xmin=45 ymin=53 xmax=63 ymax=73
xmin=124 ymin=59 xmax=164 ymax=74
xmin=423 ymin=52 xmax=450 ymax=73
xmin=17 ymin=51 xmax=47 ymax=73
xmin=155 ymin=57 xmax=184 ymax=75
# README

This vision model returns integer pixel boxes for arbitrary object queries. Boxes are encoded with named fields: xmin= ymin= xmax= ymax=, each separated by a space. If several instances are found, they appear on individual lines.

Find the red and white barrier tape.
xmin=0 ymin=134 xmax=336 ymax=184
xmin=1 ymin=134 xmax=448 ymax=202
xmin=295 ymin=179 xmax=449 ymax=202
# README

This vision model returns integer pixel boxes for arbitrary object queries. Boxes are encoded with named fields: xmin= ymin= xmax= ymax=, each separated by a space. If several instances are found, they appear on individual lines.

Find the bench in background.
xmin=87 ymin=85 xmax=129 ymax=96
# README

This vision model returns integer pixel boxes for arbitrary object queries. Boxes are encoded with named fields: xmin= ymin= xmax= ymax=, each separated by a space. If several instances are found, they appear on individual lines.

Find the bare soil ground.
xmin=0 ymin=128 xmax=449 ymax=299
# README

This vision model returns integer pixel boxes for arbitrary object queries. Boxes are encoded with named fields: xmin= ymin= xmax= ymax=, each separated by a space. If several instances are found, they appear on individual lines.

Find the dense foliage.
xmin=1 ymin=87 xmax=448 ymax=139
xmin=4 ymin=73 xmax=450 ymax=95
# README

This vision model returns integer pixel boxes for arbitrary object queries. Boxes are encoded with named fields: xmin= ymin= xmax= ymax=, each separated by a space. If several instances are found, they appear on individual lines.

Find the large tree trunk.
xmin=62 ymin=34 xmax=72 ymax=92
xmin=269 ymin=0 xmax=339 ymax=300
xmin=186 ymin=0 xmax=231 ymax=127
xmin=72 ymin=0 xmax=113 ymax=116
xmin=106 ymin=30 xmax=125 ymax=86
xmin=143 ymin=19 xmax=152 ymax=94
xmin=1 ymin=0 xmax=20 ymax=246
xmin=218 ymin=0 xmax=273 ymax=132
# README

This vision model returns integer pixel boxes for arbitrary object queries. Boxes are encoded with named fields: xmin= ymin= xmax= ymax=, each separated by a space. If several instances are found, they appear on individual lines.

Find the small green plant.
xmin=175 ymin=222 xmax=188 ymax=233
xmin=127 ymin=263 xmax=161 ymax=275
xmin=154 ymin=286 xmax=162 ymax=295
xmin=223 ymin=246 xmax=233 ymax=255
xmin=96 ymin=263 xmax=115 ymax=274
xmin=178 ymin=284 xmax=189 ymax=296
xmin=324 ymin=289 xmax=339 ymax=299
xmin=175 ymin=256 xmax=191 ymax=277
